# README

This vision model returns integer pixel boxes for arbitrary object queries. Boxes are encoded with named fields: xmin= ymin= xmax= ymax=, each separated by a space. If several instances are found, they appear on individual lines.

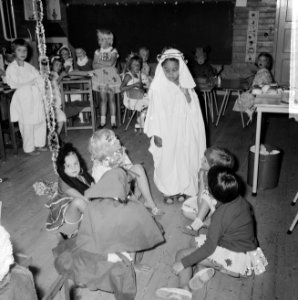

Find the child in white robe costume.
xmin=144 ymin=49 xmax=206 ymax=201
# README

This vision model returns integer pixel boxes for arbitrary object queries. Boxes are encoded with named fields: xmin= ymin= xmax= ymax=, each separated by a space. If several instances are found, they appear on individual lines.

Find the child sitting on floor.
xmin=89 ymin=128 xmax=163 ymax=216
xmin=50 ymin=56 xmax=67 ymax=135
xmin=54 ymin=167 xmax=165 ymax=300
xmin=0 ymin=225 xmax=38 ymax=300
xmin=44 ymin=143 xmax=94 ymax=238
xmin=120 ymin=54 xmax=149 ymax=130
xmin=181 ymin=146 xmax=235 ymax=235
xmin=156 ymin=167 xmax=268 ymax=300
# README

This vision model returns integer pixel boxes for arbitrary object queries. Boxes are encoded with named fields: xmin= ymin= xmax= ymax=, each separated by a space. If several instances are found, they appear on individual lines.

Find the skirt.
xmin=194 ymin=234 xmax=268 ymax=276
xmin=123 ymin=94 xmax=149 ymax=112
xmin=92 ymin=67 xmax=121 ymax=94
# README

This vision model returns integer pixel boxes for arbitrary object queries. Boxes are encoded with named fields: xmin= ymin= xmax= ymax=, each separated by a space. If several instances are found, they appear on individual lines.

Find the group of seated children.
xmin=40 ymin=129 xmax=164 ymax=300
xmin=156 ymin=146 xmax=268 ymax=300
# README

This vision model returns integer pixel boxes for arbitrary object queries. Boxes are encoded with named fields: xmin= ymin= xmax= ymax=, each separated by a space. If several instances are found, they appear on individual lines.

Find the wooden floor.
xmin=1 ymin=98 xmax=298 ymax=300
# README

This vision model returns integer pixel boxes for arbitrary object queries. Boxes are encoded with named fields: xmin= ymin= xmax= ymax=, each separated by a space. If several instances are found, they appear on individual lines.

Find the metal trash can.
xmin=247 ymin=144 xmax=282 ymax=190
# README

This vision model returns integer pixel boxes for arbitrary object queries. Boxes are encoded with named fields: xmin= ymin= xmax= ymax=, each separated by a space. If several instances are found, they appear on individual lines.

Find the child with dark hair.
xmin=156 ymin=167 xmax=268 ymax=299
xmin=5 ymin=38 xmax=47 ymax=155
xmin=45 ymin=143 xmax=94 ymax=238
xmin=120 ymin=54 xmax=149 ymax=130
xmin=181 ymin=146 xmax=235 ymax=235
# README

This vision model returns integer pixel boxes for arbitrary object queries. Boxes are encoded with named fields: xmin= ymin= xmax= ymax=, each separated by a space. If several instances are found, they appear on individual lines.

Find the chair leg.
xmin=207 ymin=92 xmax=214 ymax=123
xmin=125 ymin=110 xmax=137 ymax=131
xmin=215 ymin=90 xmax=228 ymax=127
xmin=291 ymin=191 xmax=298 ymax=206
xmin=222 ymin=90 xmax=230 ymax=116
xmin=122 ymin=108 xmax=127 ymax=124
xmin=213 ymin=90 xmax=219 ymax=115
xmin=237 ymin=91 xmax=245 ymax=128
xmin=288 ymin=210 xmax=298 ymax=234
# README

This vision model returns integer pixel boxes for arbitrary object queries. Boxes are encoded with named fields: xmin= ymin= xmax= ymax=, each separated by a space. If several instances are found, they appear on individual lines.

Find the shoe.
xmin=188 ymin=268 xmax=215 ymax=290
xmin=155 ymin=287 xmax=192 ymax=300
xmin=111 ymin=124 xmax=117 ymax=130
xmin=164 ymin=196 xmax=174 ymax=204
xmin=97 ymin=123 xmax=106 ymax=129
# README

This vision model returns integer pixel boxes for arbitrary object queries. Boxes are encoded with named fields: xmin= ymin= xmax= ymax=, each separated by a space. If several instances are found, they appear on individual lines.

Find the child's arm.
xmin=120 ymin=74 xmax=143 ymax=93
xmin=5 ymin=64 xmax=38 ymax=89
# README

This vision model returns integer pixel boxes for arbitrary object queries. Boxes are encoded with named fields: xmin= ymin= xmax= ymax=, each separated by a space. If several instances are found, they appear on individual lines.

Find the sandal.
xmin=182 ymin=225 xmax=199 ymax=237
xmin=177 ymin=194 xmax=186 ymax=203
xmin=164 ymin=196 xmax=174 ymax=204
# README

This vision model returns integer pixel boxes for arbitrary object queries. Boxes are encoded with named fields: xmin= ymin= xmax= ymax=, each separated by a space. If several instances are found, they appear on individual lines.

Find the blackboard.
xmin=67 ymin=2 xmax=234 ymax=64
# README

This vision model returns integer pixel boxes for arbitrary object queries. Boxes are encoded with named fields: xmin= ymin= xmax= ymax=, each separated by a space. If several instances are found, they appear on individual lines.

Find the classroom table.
xmin=252 ymin=102 xmax=289 ymax=195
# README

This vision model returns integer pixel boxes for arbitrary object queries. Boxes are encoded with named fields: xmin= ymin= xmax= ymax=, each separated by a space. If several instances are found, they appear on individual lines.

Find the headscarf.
xmin=0 ymin=225 xmax=14 ymax=282
xmin=57 ymin=45 xmax=72 ymax=58
xmin=150 ymin=48 xmax=196 ymax=90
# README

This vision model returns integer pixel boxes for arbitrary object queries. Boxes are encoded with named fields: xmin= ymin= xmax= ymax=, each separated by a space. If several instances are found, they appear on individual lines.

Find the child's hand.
xmin=134 ymin=81 xmax=144 ymax=90
xmin=154 ymin=136 xmax=162 ymax=147
xmin=172 ymin=261 xmax=184 ymax=275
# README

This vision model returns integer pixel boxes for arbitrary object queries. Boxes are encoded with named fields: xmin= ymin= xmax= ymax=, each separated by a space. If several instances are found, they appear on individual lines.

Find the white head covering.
xmin=0 ymin=225 xmax=14 ymax=282
xmin=150 ymin=48 xmax=196 ymax=90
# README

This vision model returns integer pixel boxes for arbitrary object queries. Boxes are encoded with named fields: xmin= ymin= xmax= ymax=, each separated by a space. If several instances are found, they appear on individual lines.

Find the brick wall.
xmin=232 ymin=0 xmax=277 ymax=70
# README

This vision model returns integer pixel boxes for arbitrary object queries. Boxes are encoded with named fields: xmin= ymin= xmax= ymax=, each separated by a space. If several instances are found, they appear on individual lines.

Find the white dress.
xmin=5 ymin=61 xmax=45 ymax=125
xmin=144 ymin=49 xmax=206 ymax=197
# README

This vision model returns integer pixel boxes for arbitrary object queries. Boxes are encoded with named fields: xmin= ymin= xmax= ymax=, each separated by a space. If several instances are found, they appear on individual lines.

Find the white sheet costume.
xmin=5 ymin=61 xmax=46 ymax=153
xmin=144 ymin=49 xmax=206 ymax=197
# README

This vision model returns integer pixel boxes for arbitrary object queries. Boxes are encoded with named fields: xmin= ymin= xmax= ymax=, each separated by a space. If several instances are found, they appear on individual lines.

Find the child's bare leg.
xmin=189 ymin=199 xmax=210 ymax=231
xmin=100 ymin=92 xmax=108 ymax=126
xmin=129 ymin=164 xmax=158 ymax=210
xmin=175 ymin=247 xmax=197 ymax=291
xmin=57 ymin=121 xmax=64 ymax=135
xmin=108 ymin=93 xmax=116 ymax=125
xmin=65 ymin=198 xmax=88 ymax=222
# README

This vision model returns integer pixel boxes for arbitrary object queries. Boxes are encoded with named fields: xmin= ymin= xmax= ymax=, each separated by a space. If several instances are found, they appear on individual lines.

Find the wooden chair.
xmin=0 ymin=87 xmax=19 ymax=154
xmin=60 ymin=76 xmax=96 ymax=135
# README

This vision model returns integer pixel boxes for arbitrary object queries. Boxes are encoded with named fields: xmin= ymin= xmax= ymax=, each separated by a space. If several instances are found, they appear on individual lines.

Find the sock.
xmin=191 ymin=217 xmax=204 ymax=231
xmin=111 ymin=115 xmax=116 ymax=125
xmin=100 ymin=116 xmax=106 ymax=125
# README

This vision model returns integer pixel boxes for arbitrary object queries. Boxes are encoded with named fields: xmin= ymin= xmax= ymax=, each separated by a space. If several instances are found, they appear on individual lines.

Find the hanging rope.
xmin=33 ymin=0 xmax=59 ymax=173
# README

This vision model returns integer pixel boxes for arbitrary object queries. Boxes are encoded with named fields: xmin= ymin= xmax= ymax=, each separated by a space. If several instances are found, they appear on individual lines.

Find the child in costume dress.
xmin=45 ymin=143 xmax=94 ymax=238
xmin=92 ymin=29 xmax=121 ymax=128
xmin=53 ymin=167 xmax=165 ymax=300
xmin=157 ymin=167 xmax=268 ymax=299
xmin=5 ymin=39 xmax=47 ymax=155
xmin=181 ymin=146 xmax=235 ymax=236
xmin=144 ymin=48 xmax=206 ymax=203
xmin=57 ymin=45 xmax=73 ymax=73
xmin=50 ymin=56 xmax=67 ymax=135
xmin=120 ymin=54 xmax=149 ymax=130
xmin=89 ymin=128 xmax=163 ymax=216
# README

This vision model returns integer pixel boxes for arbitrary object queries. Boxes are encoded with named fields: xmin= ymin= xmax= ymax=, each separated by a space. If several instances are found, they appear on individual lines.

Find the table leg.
xmin=203 ymin=91 xmax=208 ymax=123
xmin=252 ymin=110 xmax=262 ymax=196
